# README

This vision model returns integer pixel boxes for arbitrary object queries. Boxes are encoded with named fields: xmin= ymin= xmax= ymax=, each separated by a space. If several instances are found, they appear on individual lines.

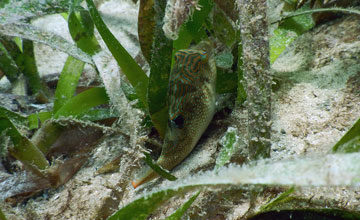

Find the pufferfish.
xmin=132 ymin=41 xmax=217 ymax=188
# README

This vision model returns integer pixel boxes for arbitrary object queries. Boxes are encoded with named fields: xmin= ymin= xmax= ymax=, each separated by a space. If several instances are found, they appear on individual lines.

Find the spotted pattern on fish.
xmin=132 ymin=41 xmax=217 ymax=189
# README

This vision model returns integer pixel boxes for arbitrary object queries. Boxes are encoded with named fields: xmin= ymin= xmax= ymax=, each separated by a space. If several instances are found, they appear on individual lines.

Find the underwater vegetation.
xmin=0 ymin=0 xmax=360 ymax=219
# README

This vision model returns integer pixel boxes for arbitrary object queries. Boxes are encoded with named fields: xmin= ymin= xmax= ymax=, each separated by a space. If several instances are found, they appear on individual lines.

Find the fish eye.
xmin=172 ymin=115 xmax=184 ymax=129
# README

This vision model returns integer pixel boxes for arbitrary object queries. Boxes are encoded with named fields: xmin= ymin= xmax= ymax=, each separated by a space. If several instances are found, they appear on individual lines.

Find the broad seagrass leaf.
xmin=0 ymin=37 xmax=49 ymax=101
xmin=270 ymin=5 xmax=315 ymax=64
xmin=68 ymin=7 xmax=101 ymax=55
xmin=108 ymin=152 xmax=360 ymax=220
xmin=20 ymin=39 xmax=49 ymax=101
xmin=0 ymin=39 xmax=21 ymax=83
xmin=0 ymin=106 xmax=27 ymax=127
xmin=53 ymin=56 xmax=85 ymax=113
xmin=0 ymin=117 xmax=49 ymax=170
xmin=138 ymin=0 xmax=155 ymax=63
xmin=53 ymin=87 xmax=109 ymax=119
xmin=143 ymin=152 xmax=177 ymax=181
xmin=147 ymin=0 xmax=172 ymax=137
xmin=333 ymin=118 xmax=360 ymax=153
xmin=164 ymin=191 xmax=200 ymax=220
xmin=54 ymin=2 xmax=101 ymax=113
xmin=213 ymin=0 xmax=237 ymax=21
xmin=86 ymin=0 xmax=149 ymax=108
xmin=212 ymin=4 xmax=236 ymax=48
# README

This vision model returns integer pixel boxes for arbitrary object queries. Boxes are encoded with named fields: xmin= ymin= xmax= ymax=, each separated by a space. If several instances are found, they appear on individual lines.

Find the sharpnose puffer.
xmin=132 ymin=41 xmax=216 ymax=188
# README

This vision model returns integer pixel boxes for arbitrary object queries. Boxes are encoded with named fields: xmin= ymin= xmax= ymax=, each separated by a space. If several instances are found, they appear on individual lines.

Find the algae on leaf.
xmin=108 ymin=152 xmax=360 ymax=219
xmin=0 ymin=22 xmax=93 ymax=64
xmin=138 ymin=0 xmax=156 ymax=63
xmin=238 ymin=0 xmax=271 ymax=160
xmin=216 ymin=127 xmax=241 ymax=169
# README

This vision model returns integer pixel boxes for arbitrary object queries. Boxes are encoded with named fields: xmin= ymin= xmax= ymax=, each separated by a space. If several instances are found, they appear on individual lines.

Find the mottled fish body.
xmin=132 ymin=41 xmax=216 ymax=188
